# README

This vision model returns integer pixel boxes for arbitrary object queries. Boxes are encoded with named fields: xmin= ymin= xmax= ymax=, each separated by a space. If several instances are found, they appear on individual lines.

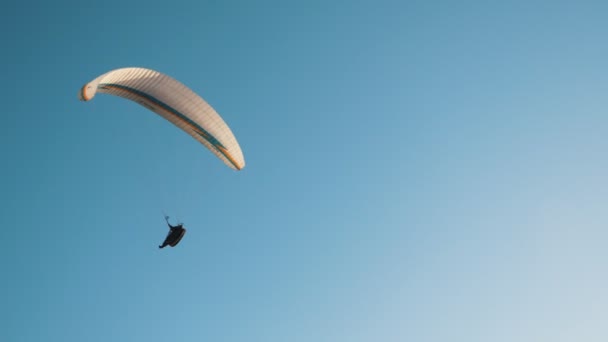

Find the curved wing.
xmin=79 ymin=67 xmax=245 ymax=170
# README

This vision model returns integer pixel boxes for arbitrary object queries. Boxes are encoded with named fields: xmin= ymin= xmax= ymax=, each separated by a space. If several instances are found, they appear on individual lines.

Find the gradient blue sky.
xmin=2 ymin=1 xmax=608 ymax=341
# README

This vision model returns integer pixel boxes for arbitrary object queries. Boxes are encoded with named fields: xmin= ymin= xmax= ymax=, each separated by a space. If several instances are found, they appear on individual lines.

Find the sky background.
xmin=1 ymin=1 xmax=608 ymax=341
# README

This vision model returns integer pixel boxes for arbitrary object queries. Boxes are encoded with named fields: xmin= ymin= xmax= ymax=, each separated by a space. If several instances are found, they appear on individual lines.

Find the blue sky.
xmin=2 ymin=1 xmax=608 ymax=341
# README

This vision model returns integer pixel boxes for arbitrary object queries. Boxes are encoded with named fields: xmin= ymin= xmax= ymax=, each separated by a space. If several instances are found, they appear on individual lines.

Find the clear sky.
xmin=2 ymin=1 xmax=608 ymax=341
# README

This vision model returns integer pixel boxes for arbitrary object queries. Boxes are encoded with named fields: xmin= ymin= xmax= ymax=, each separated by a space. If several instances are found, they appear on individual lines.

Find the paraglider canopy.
xmin=79 ymin=67 xmax=245 ymax=170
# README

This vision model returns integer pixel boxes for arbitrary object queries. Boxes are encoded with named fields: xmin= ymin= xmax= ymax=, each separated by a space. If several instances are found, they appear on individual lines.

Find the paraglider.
xmin=78 ymin=67 xmax=245 ymax=170
xmin=79 ymin=67 xmax=245 ymax=250
xmin=159 ymin=215 xmax=186 ymax=249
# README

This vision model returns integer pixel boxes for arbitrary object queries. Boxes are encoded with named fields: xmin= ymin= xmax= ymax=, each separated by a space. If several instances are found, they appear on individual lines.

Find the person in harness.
xmin=159 ymin=215 xmax=187 ymax=249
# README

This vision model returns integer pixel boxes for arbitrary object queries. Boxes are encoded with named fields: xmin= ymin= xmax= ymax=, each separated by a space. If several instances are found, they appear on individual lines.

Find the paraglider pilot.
xmin=159 ymin=215 xmax=187 ymax=249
